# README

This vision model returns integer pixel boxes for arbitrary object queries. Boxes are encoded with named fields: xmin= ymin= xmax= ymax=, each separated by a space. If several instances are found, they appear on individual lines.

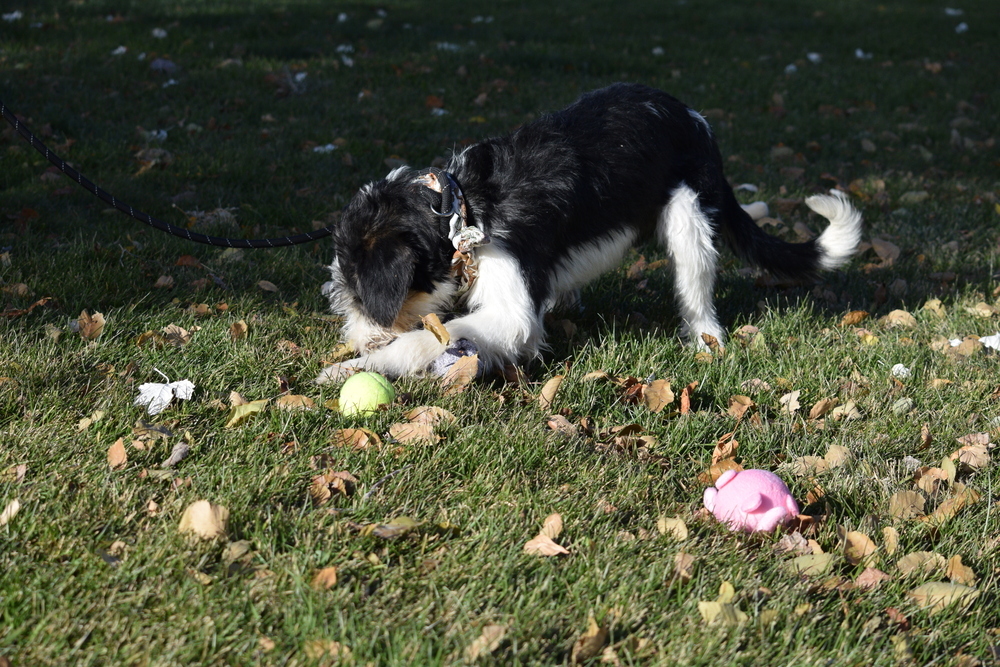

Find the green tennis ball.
xmin=338 ymin=372 xmax=395 ymax=417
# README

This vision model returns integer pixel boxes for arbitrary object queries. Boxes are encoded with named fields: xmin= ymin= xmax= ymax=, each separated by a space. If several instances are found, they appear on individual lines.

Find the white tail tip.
xmin=806 ymin=189 xmax=863 ymax=270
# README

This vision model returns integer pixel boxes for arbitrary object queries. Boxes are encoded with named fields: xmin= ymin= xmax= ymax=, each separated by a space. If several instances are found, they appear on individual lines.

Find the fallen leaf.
xmin=950 ymin=442 xmax=990 ymax=471
xmin=883 ymin=310 xmax=917 ymax=327
xmin=405 ymin=405 xmax=457 ymax=426
xmin=921 ymin=484 xmax=980 ymax=524
xmin=541 ymin=513 xmax=563 ymax=539
xmin=303 ymin=640 xmax=352 ymax=663
xmin=784 ymin=553 xmax=836 ymax=577
xmin=77 ymin=410 xmax=106 ymax=431
xmin=907 ymin=582 xmax=979 ymax=614
xmin=161 ymin=443 xmax=191 ymax=468
xmin=824 ymin=444 xmax=852 ymax=469
xmin=674 ymin=552 xmax=696 ymax=583
xmin=679 ymin=381 xmax=698 ymax=414
xmin=697 ymin=457 xmax=744 ymax=485
xmin=389 ymin=422 xmax=441 ymax=444
xmin=570 ymin=614 xmax=609 ymax=665
xmin=311 ymin=566 xmax=338 ymax=590
xmin=442 ymin=353 xmax=478 ymax=395
xmin=331 ymin=428 xmax=382 ymax=450
xmin=843 ymin=530 xmax=878 ymax=566
xmin=888 ymin=490 xmax=925 ymax=519
xmin=178 ymin=500 xmax=229 ymax=540
xmin=789 ymin=455 xmax=829 ymax=476
xmin=855 ymin=567 xmax=891 ymax=590
xmin=840 ymin=310 xmax=869 ymax=327
xmin=882 ymin=526 xmax=900 ymax=555
xmin=711 ymin=432 xmax=738 ymax=465
xmin=871 ymin=238 xmax=901 ymax=265
xmin=257 ymin=280 xmax=279 ymax=292
xmin=538 ymin=375 xmax=564 ymax=411
xmin=77 ymin=310 xmax=105 ymax=340
xmin=0 ymin=499 xmax=20 ymax=527
xmin=175 ymin=254 xmax=201 ymax=267
xmin=370 ymin=516 xmax=421 ymax=539
xmin=581 ymin=370 xmax=612 ymax=382
xmin=656 ymin=516 xmax=689 ymax=540
xmin=463 ymin=625 xmax=507 ymax=662
xmin=107 ymin=438 xmax=128 ymax=470
xmin=896 ymin=551 xmax=946 ymax=577
xmin=642 ymin=379 xmax=674 ymax=413
xmin=229 ymin=320 xmax=248 ymax=340
xmin=309 ymin=471 xmax=358 ymax=506
xmin=420 ymin=313 xmax=450 ymax=345
xmin=946 ymin=555 xmax=977 ymax=586
xmin=773 ymin=531 xmax=812 ymax=557
xmin=809 ymin=397 xmax=839 ymax=420
xmin=779 ymin=390 xmax=801 ymax=414
xmin=727 ymin=395 xmax=755 ymax=420
xmin=153 ymin=275 xmax=174 ymax=289
xmin=161 ymin=323 xmax=195 ymax=347
xmin=274 ymin=394 xmax=316 ymax=411
xmin=224 ymin=399 xmax=269 ymax=428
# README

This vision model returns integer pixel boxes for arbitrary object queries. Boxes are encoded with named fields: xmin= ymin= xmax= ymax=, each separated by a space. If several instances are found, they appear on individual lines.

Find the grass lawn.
xmin=2 ymin=0 xmax=999 ymax=664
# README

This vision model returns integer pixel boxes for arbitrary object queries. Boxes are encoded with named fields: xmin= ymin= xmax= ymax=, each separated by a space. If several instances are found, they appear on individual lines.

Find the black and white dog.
xmin=317 ymin=83 xmax=861 ymax=382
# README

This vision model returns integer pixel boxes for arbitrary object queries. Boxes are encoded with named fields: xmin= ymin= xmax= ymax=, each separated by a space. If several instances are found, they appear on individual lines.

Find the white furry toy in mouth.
xmin=316 ymin=83 xmax=862 ymax=383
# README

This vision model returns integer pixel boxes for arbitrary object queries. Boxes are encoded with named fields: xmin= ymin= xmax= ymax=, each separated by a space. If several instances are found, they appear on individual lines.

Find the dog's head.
xmin=325 ymin=167 xmax=456 ymax=350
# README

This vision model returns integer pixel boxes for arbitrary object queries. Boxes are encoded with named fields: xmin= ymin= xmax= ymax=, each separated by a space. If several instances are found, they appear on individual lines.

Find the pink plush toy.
xmin=703 ymin=469 xmax=799 ymax=533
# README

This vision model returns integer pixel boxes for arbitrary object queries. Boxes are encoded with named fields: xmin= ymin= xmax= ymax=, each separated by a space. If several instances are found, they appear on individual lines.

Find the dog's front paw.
xmin=315 ymin=359 xmax=362 ymax=385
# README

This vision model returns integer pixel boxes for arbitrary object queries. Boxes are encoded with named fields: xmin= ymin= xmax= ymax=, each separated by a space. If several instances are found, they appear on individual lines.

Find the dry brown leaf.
xmin=229 ymin=391 xmax=248 ymax=407
xmin=843 ymin=530 xmax=878 ymax=566
xmin=946 ymin=555 xmax=977 ymax=586
xmin=779 ymin=390 xmax=801 ymax=414
xmin=541 ymin=513 xmax=563 ymax=539
xmin=824 ymin=444 xmax=852 ymax=469
xmin=229 ymin=320 xmax=248 ymax=341
xmin=78 ymin=310 xmax=105 ymax=340
xmin=784 ymin=553 xmax=836 ymax=577
xmin=538 ymin=375 xmax=564 ymax=411
xmin=153 ymin=275 xmax=174 ymax=289
xmin=907 ymin=582 xmax=979 ymax=614
xmin=107 ymin=437 xmax=128 ymax=470
xmin=896 ymin=551 xmax=946 ymax=577
xmin=840 ymin=310 xmax=869 ymax=327
xmin=546 ymin=414 xmax=579 ymax=438
xmin=656 ymin=516 xmax=689 ymax=541
xmin=421 ymin=313 xmax=450 ymax=345
xmin=311 ymin=566 xmax=338 ymax=590
xmin=388 ymin=422 xmax=441 ymax=444
xmin=809 ymin=397 xmax=839 ymax=421
xmin=679 ymin=381 xmax=698 ymax=415
xmin=1 ymin=464 xmax=26 ymax=484
xmin=162 ymin=323 xmax=194 ymax=347
xmin=524 ymin=533 xmax=569 ymax=556
xmin=921 ymin=484 xmax=980 ymax=524
xmin=331 ymin=427 xmax=382 ymax=450
xmin=855 ymin=567 xmax=891 ymax=591
xmin=773 ymin=531 xmax=812 ymax=557
xmin=697 ymin=458 xmax=744 ymax=485
xmin=913 ymin=466 xmax=949 ymax=494
xmin=888 ymin=490 xmax=925 ymax=519
xmin=442 ymin=353 xmax=478 ymax=396
xmin=570 ymin=614 xmax=608 ymax=665
xmin=405 ymin=405 xmax=457 ymax=426
xmin=711 ymin=432 xmax=739 ymax=465
xmin=463 ymin=625 xmax=507 ymax=662
xmin=882 ymin=526 xmax=900 ymax=555
xmin=883 ymin=309 xmax=917 ymax=328
xmin=256 ymin=279 xmax=279 ymax=292
xmin=871 ymin=238 xmax=901 ymax=265
xmin=274 ymin=394 xmax=316 ymax=411
xmin=949 ymin=443 xmax=990 ymax=471
xmin=789 ymin=455 xmax=829 ymax=476
xmin=309 ymin=470 xmax=358 ymax=506
xmin=674 ymin=552 xmax=696 ymax=583
xmin=0 ymin=499 xmax=20 ymax=527
xmin=642 ymin=379 xmax=674 ymax=413
xmin=178 ymin=500 xmax=229 ymax=540
xmin=304 ymin=640 xmax=352 ymax=662
xmin=727 ymin=395 xmax=755 ymax=420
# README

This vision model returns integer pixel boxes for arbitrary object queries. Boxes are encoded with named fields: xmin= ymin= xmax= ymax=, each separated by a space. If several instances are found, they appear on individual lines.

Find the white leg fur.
xmin=658 ymin=183 xmax=726 ymax=347
xmin=806 ymin=189 xmax=863 ymax=271
xmin=544 ymin=229 xmax=638 ymax=312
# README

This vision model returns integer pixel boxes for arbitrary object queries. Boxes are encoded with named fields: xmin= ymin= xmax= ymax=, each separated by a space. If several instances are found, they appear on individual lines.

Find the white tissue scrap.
xmin=134 ymin=370 xmax=195 ymax=415
xmin=980 ymin=332 xmax=1000 ymax=351
xmin=891 ymin=364 xmax=911 ymax=379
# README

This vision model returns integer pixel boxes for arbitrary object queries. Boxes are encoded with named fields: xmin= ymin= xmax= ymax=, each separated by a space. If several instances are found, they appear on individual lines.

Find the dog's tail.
xmin=719 ymin=189 xmax=862 ymax=278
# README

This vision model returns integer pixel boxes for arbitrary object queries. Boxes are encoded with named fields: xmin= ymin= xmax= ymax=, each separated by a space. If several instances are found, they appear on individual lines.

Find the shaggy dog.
xmin=316 ymin=83 xmax=861 ymax=382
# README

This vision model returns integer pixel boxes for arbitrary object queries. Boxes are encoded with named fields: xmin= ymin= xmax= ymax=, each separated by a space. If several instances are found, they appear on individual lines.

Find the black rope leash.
xmin=1 ymin=98 xmax=335 ymax=248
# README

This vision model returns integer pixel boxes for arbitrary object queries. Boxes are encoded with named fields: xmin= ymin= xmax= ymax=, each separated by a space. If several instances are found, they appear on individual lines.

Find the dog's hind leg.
xmin=657 ymin=183 xmax=726 ymax=347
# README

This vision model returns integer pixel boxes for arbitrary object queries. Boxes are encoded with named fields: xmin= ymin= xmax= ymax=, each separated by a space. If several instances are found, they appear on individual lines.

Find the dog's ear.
xmin=355 ymin=236 xmax=415 ymax=328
